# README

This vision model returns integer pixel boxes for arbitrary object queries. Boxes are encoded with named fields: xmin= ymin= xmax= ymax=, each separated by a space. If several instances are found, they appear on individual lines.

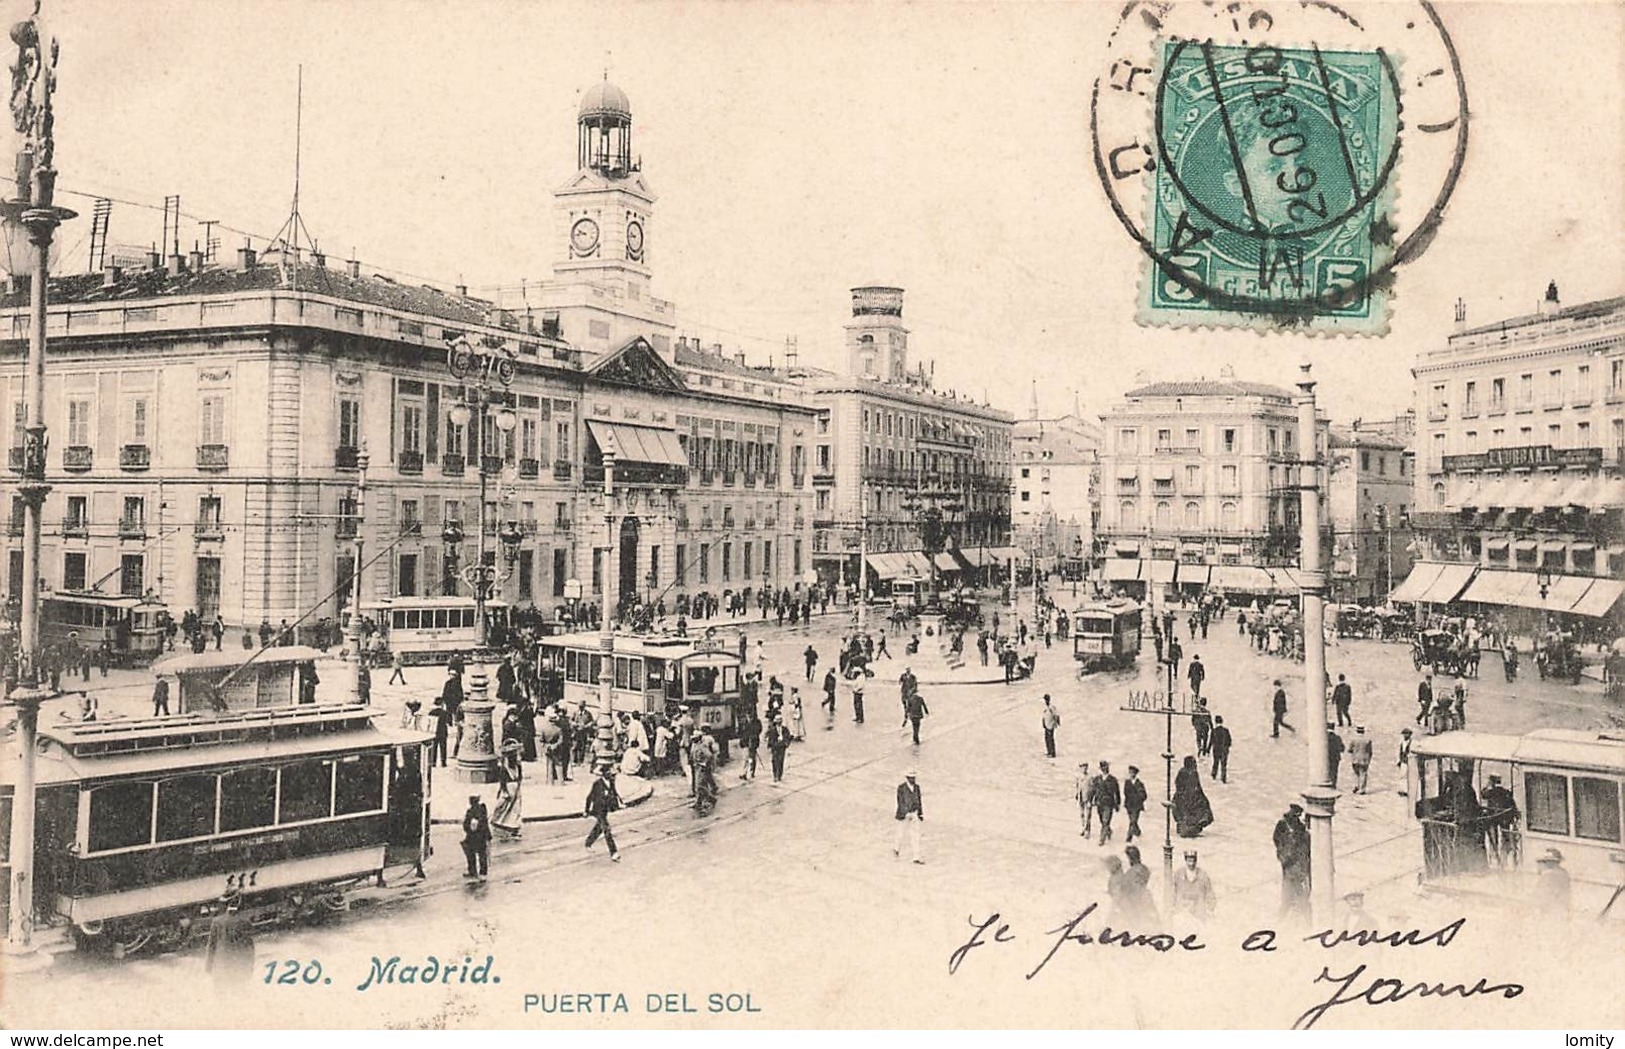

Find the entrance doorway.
xmin=618 ymin=516 xmax=640 ymax=610
xmin=196 ymin=557 xmax=222 ymax=622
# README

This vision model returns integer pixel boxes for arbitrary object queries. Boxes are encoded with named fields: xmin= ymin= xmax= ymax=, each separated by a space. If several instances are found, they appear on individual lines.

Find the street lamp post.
xmin=347 ymin=441 xmax=370 ymax=702
xmin=445 ymin=338 xmax=518 ymax=650
xmin=4 ymin=5 xmax=74 ymax=963
xmin=596 ymin=452 xmax=620 ymax=773
xmin=1296 ymin=364 xmax=1338 ymax=923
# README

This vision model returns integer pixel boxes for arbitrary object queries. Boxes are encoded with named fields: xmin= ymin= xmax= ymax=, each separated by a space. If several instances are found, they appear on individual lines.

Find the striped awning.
xmin=1146 ymin=559 xmax=1178 ymax=583
xmin=1102 ymin=559 xmax=1141 ymax=582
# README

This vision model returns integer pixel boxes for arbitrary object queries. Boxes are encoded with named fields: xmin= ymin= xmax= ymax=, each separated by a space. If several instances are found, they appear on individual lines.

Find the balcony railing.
xmin=698 ymin=469 xmax=714 ymax=485
xmin=336 ymin=517 xmax=359 ymax=539
xmin=1153 ymin=445 xmax=1203 ymax=456
xmin=790 ymin=472 xmax=805 ymax=489
xmin=118 ymin=517 xmax=147 ymax=539
xmin=5 ymin=515 xmax=21 ymax=537
xmin=119 ymin=444 xmax=150 ymax=470
xmin=399 ymin=519 xmax=424 ymax=536
xmin=194 ymin=519 xmax=224 ymax=540
xmin=398 ymin=450 xmax=424 ymax=474
xmin=196 ymin=444 xmax=229 ymax=470
xmin=552 ymin=461 xmax=572 ymax=481
xmin=743 ymin=473 xmax=757 ymax=488
xmin=481 ymin=455 xmax=506 ymax=476
xmin=441 ymin=453 xmax=466 ymax=476
xmin=722 ymin=471 xmax=736 ymax=486
xmin=334 ymin=445 xmax=361 ymax=470
xmin=63 ymin=446 xmax=93 ymax=472
xmin=519 ymin=519 xmax=539 ymax=536
xmin=518 ymin=457 xmax=540 ymax=479
xmin=553 ymin=518 xmax=573 ymax=532
xmin=61 ymin=516 xmax=89 ymax=538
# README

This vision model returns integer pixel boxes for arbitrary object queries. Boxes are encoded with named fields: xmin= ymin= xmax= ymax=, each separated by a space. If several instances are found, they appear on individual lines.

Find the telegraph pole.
xmin=1296 ymin=364 xmax=1338 ymax=922
xmin=347 ymin=442 xmax=370 ymax=702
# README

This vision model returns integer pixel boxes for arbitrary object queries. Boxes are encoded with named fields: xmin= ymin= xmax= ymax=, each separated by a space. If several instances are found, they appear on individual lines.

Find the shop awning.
xmin=863 ymin=553 xmax=906 ymax=580
xmin=1269 ymin=566 xmax=1301 ymax=591
xmin=934 ymin=551 xmax=964 ymax=573
xmin=585 ymin=420 xmax=687 ymax=467
xmin=1181 ymin=564 xmax=1212 ymax=586
xmin=1502 ymin=475 xmax=1543 ymax=510
xmin=1390 ymin=561 xmax=1448 ymax=603
xmin=1535 ymin=574 xmax=1597 ymax=613
xmin=1115 ymin=540 xmax=1143 ymax=556
xmin=1151 ymin=465 xmax=1175 ymax=481
xmin=1476 ymin=477 xmax=1512 ymax=508
xmin=1116 ymin=465 xmax=1140 ymax=480
xmin=1594 ymin=475 xmax=1625 ymax=511
xmin=1463 ymin=570 xmax=1596 ymax=613
xmin=1459 ymin=569 xmax=1533 ymax=607
xmin=1418 ymin=562 xmax=1477 ymax=604
xmin=1147 ymin=559 xmax=1178 ymax=583
xmin=991 ymin=546 xmax=1025 ymax=561
xmin=1209 ymin=564 xmax=1275 ymax=591
xmin=900 ymin=552 xmax=934 ymax=578
xmin=1454 ymin=478 xmax=1483 ymax=510
xmin=1571 ymin=578 xmax=1624 ymax=618
xmin=1102 ymin=559 xmax=1141 ymax=582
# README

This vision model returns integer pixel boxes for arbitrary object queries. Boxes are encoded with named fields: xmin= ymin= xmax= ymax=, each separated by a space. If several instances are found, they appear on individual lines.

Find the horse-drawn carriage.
xmin=1413 ymin=629 xmax=1480 ymax=677
xmin=1535 ymin=632 xmax=1586 ymax=685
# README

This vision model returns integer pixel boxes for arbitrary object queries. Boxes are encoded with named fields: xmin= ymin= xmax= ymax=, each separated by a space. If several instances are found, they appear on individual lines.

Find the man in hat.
xmin=584 ymin=766 xmax=622 ymax=862
xmin=765 ymin=713 xmax=793 ymax=783
xmin=1094 ymin=760 xmax=1122 ymax=846
xmin=1396 ymin=727 xmax=1415 ymax=795
xmin=1122 ymin=765 xmax=1148 ymax=843
xmin=1532 ymin=848 xmax=1570 ymax=914
xmin=1348 ymin=726 xmax=1374 ymax=794
xmin=1187 ymin=654 xmax=1205 ymax=699
xmin=1331 ymin=674 xmax=1354 ymax=728
xmin=151 ymin=672 xmax=171 ymax=717
xmin=1040 ymin=694 xmax=1062 ymax=758
xmin=1326 ymin=727 xmax=1345 ymax=788
xmin=1209 ymin=715 xmax=1233 ymax=783
xmin=1481 ymin=774 xmax=1520 ymax=867
xmin=1339 ymin=890 xmax=1374 ymax=932
xmin=442 ymin=666 xmax=466 ymax=757
xmin=461 ymin=794 xmax=491 ymax=878
xmin=204 ymin=891 xmax=256 ymax=984
xmin=1416 ymin=670 xmax=1434 ymax=726
xmin=1271 ymin=680 xmax=1295 ymax=738
xmin=1171 ymin=849 xmax=1215 ymax=924
xmin=1075 ymin=762 xmax=1098 ymax=837
xmin=1273 ymin=803 xmax=1311 ymax=917
xmin=902 ymin=686 xmax=930 ymax=746
xmin=894 ymin=769 xmax=924 ymax=863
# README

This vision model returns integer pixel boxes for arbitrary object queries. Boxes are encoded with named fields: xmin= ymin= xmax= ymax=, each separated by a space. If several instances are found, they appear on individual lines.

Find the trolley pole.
xmin=348 ymin=442 xmax=369 ymax=702
xmin=857 ymin=507 xmax=867 ymax=635
xmin=1296 ymin=363 xmax=1339 ymax=923
xmin=596 ymin=453 xmax=619 ymax=773
xmin=4 ymin=5 xmax=73 ymax=965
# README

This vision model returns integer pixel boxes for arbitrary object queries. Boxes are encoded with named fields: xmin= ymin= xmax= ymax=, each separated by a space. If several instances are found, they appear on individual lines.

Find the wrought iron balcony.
xmin=441 ymin=453 xmax=466 ymax=476
xmin=334 ymin=445 xmax=361 ymax=470
xmin=336 ymin=517 xmax=359 ymax=539
xmin=722 ymin=471 xmax=736 ymax=486
xmin=196 ymin=444 xmax=230 ymax=470
xmin=481 ymin=455 xmax=505 ymax=476
xmin=61 ymin=516 xmax=89 ymax=538
xmin=194 ymin=519 xmax=224 ymax=540
xmin=553 ymin=460 xmax=572 ymax=481
xmin=398 ymin=450 xmax=424 ymax=474
xmin=119 ymin=444 xmax=150 ymax=470
xmin=118 ymin=516 xmax=147 ymax=539
xmin=399 ymin=519 xmax=424 ymax=536
xmin=63 ymin=445 xmax=93 ymax=472
xmin=518 ymin=457 xmax=540 ymax=479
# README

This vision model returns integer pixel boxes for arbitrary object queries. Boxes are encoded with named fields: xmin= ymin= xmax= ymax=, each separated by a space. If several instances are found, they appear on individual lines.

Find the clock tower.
xmin=554 ymin=78 xmax=656 ymax=291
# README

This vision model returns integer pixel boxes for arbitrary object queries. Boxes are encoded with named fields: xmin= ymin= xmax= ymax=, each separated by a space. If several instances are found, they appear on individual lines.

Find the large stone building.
xmin=1326 ymin=424 xmax=1415 ymax=602
xmin=794 ymin=287 xmax=1015 ymax=590
xmin=1012 ymin=408 xmax=1100 ymax=574
xmin=1 ymin=81 xmax=817 ymax=634
xmin=1404 ymin=286 xmax=1624 ymax=623
xmin=1096 ymin=373 xmax=1328 ymax=598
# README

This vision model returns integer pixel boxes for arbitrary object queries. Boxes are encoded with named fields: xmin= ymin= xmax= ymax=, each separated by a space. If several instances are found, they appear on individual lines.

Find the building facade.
xmin=798 ymin=287 xmax=1015 ymax=589
xmin=1012 ymin=412 xmax=1100 ymax=573
xmin=1096 ymin=376 xmax=1328 ymax=596
xmin=1 ymin=81 xmax=816 ymax=635
xmin=1407 ymin=287 xmax=1624 ymax=622
xmin=1326 ymin=425 xmax=1415 ymax=602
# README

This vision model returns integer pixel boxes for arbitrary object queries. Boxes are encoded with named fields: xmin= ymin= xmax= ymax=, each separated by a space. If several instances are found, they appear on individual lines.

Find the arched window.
xmin=1155 ymin=501 xmax=1172 ymax=529
xmin=1184 ymin=501 xmax=1202 ymax=528
xmin=1433 ymin=481 xmax=1446 ymax=507
xmin=1119 ymin=499 xmax=1138 ymax=529
xmin=1221 ymin=501 xmax=1238 ymax=530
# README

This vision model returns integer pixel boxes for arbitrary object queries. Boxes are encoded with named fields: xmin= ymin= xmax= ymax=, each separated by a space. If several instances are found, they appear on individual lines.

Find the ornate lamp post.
xmin=595 ymin=452 xmax=620 ymax=773
xmin=445 ymin=337 xmax=518 ymax=650
xmin=1296 ymin=364 xmax=1338 ymax=923
xmin=4 ymin=2 xmax=74 ymax=962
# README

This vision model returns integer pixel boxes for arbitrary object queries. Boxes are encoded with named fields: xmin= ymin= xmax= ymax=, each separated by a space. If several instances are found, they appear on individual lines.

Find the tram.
xmin=353 ymin=597 xmax=511 ymax=664
xmin=1071 ymin=598 xmax=1143 ymax=673
xmin=1408 ymin=728 xmax=1625 ymax=918
xmin=40 ymin=590 xmax=168 ymax=666
xmin=0 ymin=703 xmax=432 ymax=957
xmin=535 ymin=631 xmax=743 ymax=736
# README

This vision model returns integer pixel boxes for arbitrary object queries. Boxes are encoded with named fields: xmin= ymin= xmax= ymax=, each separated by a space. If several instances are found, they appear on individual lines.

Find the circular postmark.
xmin=1091 ymin=1 xmax=1470 ymax=331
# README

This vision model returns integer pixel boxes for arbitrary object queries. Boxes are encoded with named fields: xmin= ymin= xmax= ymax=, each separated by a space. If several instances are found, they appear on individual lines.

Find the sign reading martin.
xmin=1442 ymin=445 xmax=1603 ymax=471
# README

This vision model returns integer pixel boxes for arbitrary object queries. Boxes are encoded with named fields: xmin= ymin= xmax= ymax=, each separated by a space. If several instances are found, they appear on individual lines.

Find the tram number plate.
xmin=699 ymin=706 xmax=727 ymax=726
xmin=224 ymin=869 xmax=261 ymax=894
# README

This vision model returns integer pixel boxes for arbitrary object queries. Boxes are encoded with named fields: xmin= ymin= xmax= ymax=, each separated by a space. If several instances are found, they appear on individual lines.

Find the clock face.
xmin=626 ymin=219 xmax=645 ymax=260
xmin=570 ymin=217 xmax=600 ymax=256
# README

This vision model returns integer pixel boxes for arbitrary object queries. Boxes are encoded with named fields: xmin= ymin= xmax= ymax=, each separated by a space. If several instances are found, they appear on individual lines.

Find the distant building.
xmin=1326 ymin=424 xmax=1415 ymax=602
xmin=1403 ymin=286 xmax=1624 ymax=625
xmin=793 ymin=287 xmax=1016 ymax=590
xmin=1013 ymin=410 xmax=1100 ymax=573
xmin=1097 ymin=375 xmax=1328 ymax=600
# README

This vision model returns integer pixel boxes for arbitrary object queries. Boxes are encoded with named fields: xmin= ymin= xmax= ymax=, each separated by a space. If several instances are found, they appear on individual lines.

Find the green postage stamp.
xmin=1142 ymin=41 xmax=1399 ymax=333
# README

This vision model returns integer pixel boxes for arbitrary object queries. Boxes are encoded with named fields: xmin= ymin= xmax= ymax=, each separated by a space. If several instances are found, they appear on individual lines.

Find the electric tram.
xmin=1071 ymin=598 xmax=1143 ymax=673
xmin=40 ymin=590 xmax=168 ymax=666
xmin=352 ymin=597 xmax=511 ymax=664
xmin=535 ymin=631 xmax=744 ymax=736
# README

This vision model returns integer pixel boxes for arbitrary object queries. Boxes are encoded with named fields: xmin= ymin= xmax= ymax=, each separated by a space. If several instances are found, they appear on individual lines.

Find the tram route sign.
xmin=1120 ymin=687 xmax=1196 ymax=716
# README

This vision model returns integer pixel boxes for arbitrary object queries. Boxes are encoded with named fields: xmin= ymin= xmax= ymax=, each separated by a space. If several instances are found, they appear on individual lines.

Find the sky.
xmin=5 ymin=0 xmax=1623 ymax=425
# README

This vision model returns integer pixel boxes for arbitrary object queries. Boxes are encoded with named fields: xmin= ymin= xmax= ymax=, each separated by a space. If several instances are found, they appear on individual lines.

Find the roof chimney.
xmin=345 ymin=257 xmax=360 ymax=278
xmin=188 ymin=248 xmax=205 ymax=272
xmin=165 ymin=253 xmax=185 ymax=277
xmin=236 ymin=244 xmax=256 ymax=273
xmin=101 ymin=263 xmax=122 ymax=288
xmin=146 ymin=249 xmax=162 ymax=271
xmin=734 ymin=350 xmax=747 ymax=367
xmin=312 ymin=250 xmax=326 ymax=269
xmin=1540 ymin=280 xmax=1560 ymax=316
xmin=455 ymin=283 xmax=468 ymax=297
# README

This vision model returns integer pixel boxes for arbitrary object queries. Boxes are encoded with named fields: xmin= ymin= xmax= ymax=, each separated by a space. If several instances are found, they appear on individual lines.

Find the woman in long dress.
xmin=491 ymin=742 xmax=524 ymax=839
xmin=1173 ymin=755 xmax=1214 ymax=837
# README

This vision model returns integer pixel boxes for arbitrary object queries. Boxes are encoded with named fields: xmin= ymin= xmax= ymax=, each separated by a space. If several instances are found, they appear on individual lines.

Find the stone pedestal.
xmin=455 ymin=669 xmax=501 ymax=783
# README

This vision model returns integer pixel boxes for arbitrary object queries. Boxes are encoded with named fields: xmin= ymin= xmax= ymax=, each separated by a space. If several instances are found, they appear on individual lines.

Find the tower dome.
xmin=578 ymin=79 xmax=636 ymax=177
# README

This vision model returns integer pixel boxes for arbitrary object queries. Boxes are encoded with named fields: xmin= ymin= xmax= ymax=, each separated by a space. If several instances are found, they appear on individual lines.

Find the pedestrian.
xmin=1348 ymin=726 xmax=1373 ymax=794
xmin=1166 ymin=635 xmax=1183 ymax=679
xmin=1270 ymin=679 xmax=1295 ymax=737
xmin=583 ymin=767 xmax=622 ymax=862
xmin=491 ymin=742 xmax=525 ymax=839
xmin=766 ymin=714 xmax=792 ymax=783
xmin=388 ymin=648 xmax=407 ymax=685
xmin=1332 ymin=674 xmax=1353 ymax=727
xmin=461 ymin=794 xmax=491 ymax=878
xmin=790 ymin=688 xmax=805 ymax=740
xmin=1094 ymin=760 xmax=1121 ymax=846
xmin=203 ymin=892 xmax=256 ymax=986
xmin=1040 ymin=694 xmax=1062 ymax=758
xmin=1326 ymin=727 xmax=1345 ymax=788
xmin=894 ymin=768 xmax=924 ymax=863
xmin=1396 ymin=727 xmax=1414 ymax=796
xmin=1209 ymin=716 xmax=1232 ymax=783
xmin=738 ymin=712 xmax=762 ymax=781
xmin=850 ymin=668 xmax=870 ymax=724
xmin=211 ymin=615 xmax=226 ymax=652
xmin=804 ymin=644 xmax=819 ymax=682
xmin=442 ymin=667 xmax=465 ymax=757
xmin=1171 ymin=849 xmax=1216 ymax=926
xmin=1075 ymin=762 xmax=1096 ymax=837
xmin=1117 ymin=845 xmax=1158 ymax=925
xmin=902 ymin=688 xmax=930 ymax=745
xmin=1415 ymin=670 xmax=1434 ymax=726
xmin=151 ymin=673 xmax=171 ymax=717
xmin=1273 ymin=803 xmax=1311 ymax=918
xmin=1191 ymin=697 xmax=1213 ymax=756
xmin=1187 ymin=654 xmax=1205 ymax=698
xmin=1173 ymin=756 xmax=1214 ymax=837
xmin=1532 ymin=847 xmax=1570 ymax=915
xmin=429 ymin=697 xmax=451 ymax=767
xmin=357 ymin=661 xmax=372 ymax=705
xmin=1451 ymin=680 xmax=1468 ymax=730
xmin=1122 ymin=765 xmax=1147 ymax=842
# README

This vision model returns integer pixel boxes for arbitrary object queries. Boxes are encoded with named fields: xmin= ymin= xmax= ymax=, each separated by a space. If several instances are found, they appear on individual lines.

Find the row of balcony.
xmin=8 ymin=443 xmax=227 ymax=473
xmin=394 ymin=518 xmax=572 ymax=539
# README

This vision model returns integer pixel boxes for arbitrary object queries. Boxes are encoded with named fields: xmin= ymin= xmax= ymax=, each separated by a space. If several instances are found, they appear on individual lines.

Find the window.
xmin=66 ymin=495 xmax=87 ymax=528
xmin=1184 ymin=428 xmax=1200 ymax=449
xmin=1155 ymin=428 xmax=1172 ymax=449
xmin=219 ymin=767 xmax=277 ymax=832
xmin=1020 ymin=467 xmax=1030 ymax=479
xmin=553 ymin=549 xmax=567 ymax=596
xmin=1518 ymin=373 xmax=1533 ymax=409
xmin=338 ymin=397 xmax=361 ymax=449
xmin=1610 ymin=358 xmax=1623 ymax=395
xmin=1221 ymin=501 xmax=1238 ymax=530
xmin=63 ymin=551 xmax=86 ymax=590
xmin=200 ymin=393 xmax=227 ymax=444
xmin=1548 ymin=423 xmax=1561 ymax=445
xmin=1547 ymin=369 xmax=1564 ymax=407
xmin=1119 ymin=500 xmax=1138 ymax=529
xmin=1463 ymin=381 xmax=1477 ymax=415
xmin=1463 ymin=432 xmax=1477 ymax=453
xmin=1573 ymin=776 xmax=1623 ymax=843
xmin=793 ymin=539 xmax=803 ymax=574
xmin=156 ymin=774 xmax=219 ymax=842
xmin=334 ymin=754 xmax=386 ymax=816
xmin=1221 ymin=464 xmax=1237 ymax=491
xmin=1490 ymin=377 xmax=1505 ymax=412
xmin=1577 ymin=421 xmax=1590 ymax=445
xmin=1154 ymin=501 xmax=1172 ymax=529
xmin=88 ymin=781 xmax=154 ymax=852
xmin=517 ymin=550 xmax=534 ymax=600
xmin=67 ymin=397 xmax=92 ymax=446
xmin=1267 ymin=429 xmax=1279 ymax=455
xmin=119 ymin=554 xmax=144 ymax=596
xmin=1361 ymin=451 xmax=1370 ymax=471
xmin=1575 ymin=364 xmax=1590 ymax=403
xmin=1183 ymin=501 xmax=1201 ymax=528
xmin=721 ymin=542 xmax=733 ymax=582
xmin=699 ymin=542 xmax=711 ymax=583
xmin=1432 ymin=432 xmax=1445 ymax=468
xmin=555 ymin=420 xmax=571 ymax=462
xmin=126 ymin=396 xmax=150 ymax=444
xmin=444 ymin=415 xmax=466 ymax=457
xmin=1184 ymin=464 xmax=1200 ymax=489
xmin=399 ymin=401 xmax=423 ymax=454
xmin=278 ymin=760 xmax=335 ymax=823
xmin=1525 ymin=771 xmax=1569 ymax=835
xmin=1222 ymin=428 xmax=1237 ymax=452
xmin=1432 ymin=481 xmax=1446 ymax=507
xmin=397 ymin=553 xmax=419 ymax=596
xmin=1118 ymin=428 xmax=1137 ymax=452
xmin=1429 ymin=383 xmax=1447 ymax=417
xmin=199 ymin=495 xmax=222 ymax=527
xmin=1020 ymin=491 xmax=1030 ymax=502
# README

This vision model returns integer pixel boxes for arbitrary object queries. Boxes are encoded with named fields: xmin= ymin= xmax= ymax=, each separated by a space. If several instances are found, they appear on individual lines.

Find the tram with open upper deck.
xmin=1071 ymin=598 xmax=1143 ymax=673
xmin=535 ymin=631 xmax=743 ymax=736
xmin=0 ymin=704 xmax=432 ymax=957
xmin=1408 ymin=728 xmax=1625 ymax=919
